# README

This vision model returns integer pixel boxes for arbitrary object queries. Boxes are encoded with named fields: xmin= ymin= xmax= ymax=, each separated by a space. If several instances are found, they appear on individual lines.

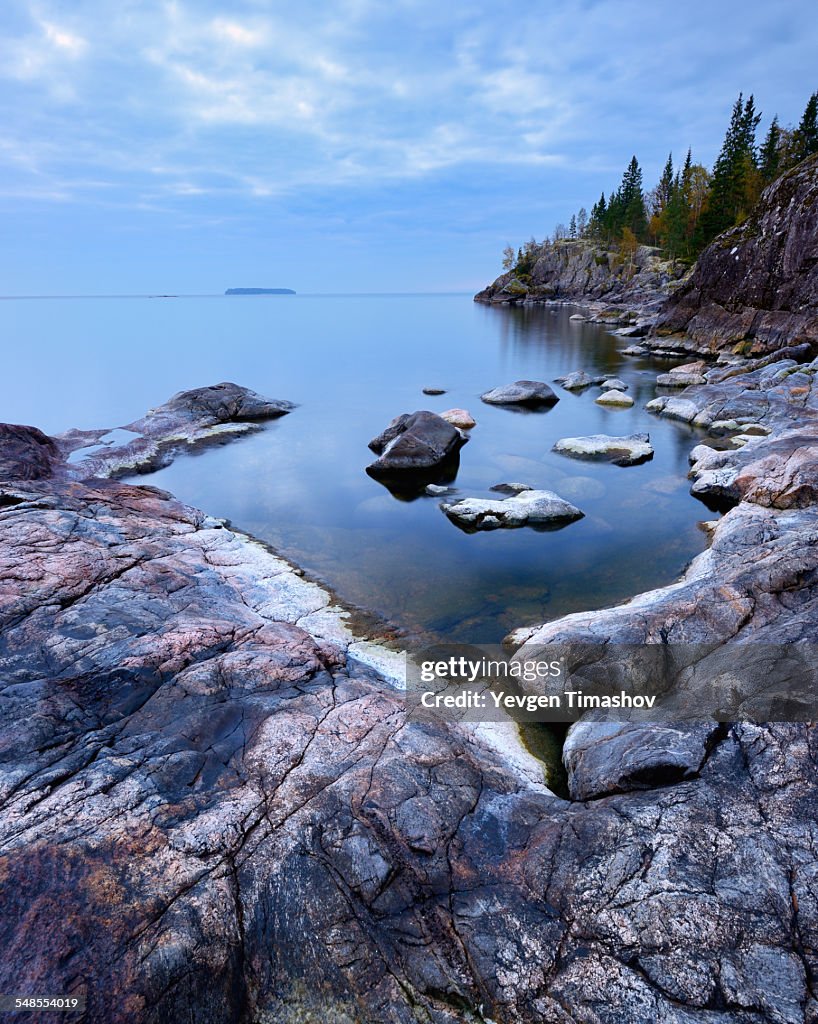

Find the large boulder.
xmin=441 ymin=489 xmax=583 ymax=531
xmin=480 ymin=380 xmax=559 ymax=407
xmin=552 ymin=433 xmax=654 ymax=466
xmin=367 ymin=410 xmax=467 ymax=474
xmin=0 ymin=424 xmax=65 ymax=482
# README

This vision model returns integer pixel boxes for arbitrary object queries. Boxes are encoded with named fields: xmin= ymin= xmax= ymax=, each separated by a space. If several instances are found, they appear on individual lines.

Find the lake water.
xmin=1 ymin=294 xmax=713 ymax=643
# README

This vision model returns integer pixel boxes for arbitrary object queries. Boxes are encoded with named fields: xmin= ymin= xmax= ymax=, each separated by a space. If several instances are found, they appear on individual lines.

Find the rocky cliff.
xmin=651 ymin=153 xmax=818 ymax=355
xmin=474 ymin=239 xmax=686 ymax=314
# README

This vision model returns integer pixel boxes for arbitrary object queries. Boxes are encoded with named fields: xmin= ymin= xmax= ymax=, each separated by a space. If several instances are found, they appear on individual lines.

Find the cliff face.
xmin=474 ymin=239 xmax=686 ymax=311
xmin=651 ymin=153 xmax=818 ymax=355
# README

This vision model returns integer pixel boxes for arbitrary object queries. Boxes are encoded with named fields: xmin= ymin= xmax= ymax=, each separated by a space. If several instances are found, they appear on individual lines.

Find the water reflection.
xmin=0 ymin=293 xmax=716 ymax=645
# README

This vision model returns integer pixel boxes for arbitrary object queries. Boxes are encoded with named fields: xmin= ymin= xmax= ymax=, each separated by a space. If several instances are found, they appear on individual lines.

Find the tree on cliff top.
xmin=696 ymin=93 xmax=761 ymax=247
xmin=792 ymin=92 xmax=818 ymax=164
xmin=759 ymin=116 xmax=782 ymax=185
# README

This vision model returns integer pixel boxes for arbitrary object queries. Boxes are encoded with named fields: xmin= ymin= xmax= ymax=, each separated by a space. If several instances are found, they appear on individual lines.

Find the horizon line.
xmin=0 ymin=290 xmax=479 ymax=300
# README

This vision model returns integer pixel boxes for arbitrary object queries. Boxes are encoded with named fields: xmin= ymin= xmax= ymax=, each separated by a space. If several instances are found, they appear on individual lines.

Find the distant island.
xmin=225 ymin=287 xmax=296 ymax=295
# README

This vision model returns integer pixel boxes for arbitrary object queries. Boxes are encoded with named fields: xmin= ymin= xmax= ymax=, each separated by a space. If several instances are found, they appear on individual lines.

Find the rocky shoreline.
xmin=3 ymin=360 xmax=818 ymax=1021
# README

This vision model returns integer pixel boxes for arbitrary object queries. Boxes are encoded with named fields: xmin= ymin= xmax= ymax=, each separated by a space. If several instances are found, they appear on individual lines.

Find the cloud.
xmin=0 ymin=0 xmax=816 ymax=221
xmin=41 ymin=20 xmax=87 ymax=56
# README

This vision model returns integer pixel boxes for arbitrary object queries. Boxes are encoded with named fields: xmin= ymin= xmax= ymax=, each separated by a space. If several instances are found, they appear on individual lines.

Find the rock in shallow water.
xmin=600 ymin=377 xmax=628 ymax=391
xmin=440 ymin=489 xmax=583 ymax=531
xmin=554 ymin=370 xmax=607 ymax=391
xmin=367 ymin=410 xmax=467 ymax=474
xmin=128 ymin=381 xmax=296 ymax=434
xmin=61 ymin=382 xmax=296 ymax=478
xmin=480 ymin=380 xmax=559 ymax=407
xmin=595 ymin=389 xmax=634 ymax=407
xmin=439 ymin=407 xmax=476 ymax=429
xmin=552 ymin=432 xmax=654 ymax=466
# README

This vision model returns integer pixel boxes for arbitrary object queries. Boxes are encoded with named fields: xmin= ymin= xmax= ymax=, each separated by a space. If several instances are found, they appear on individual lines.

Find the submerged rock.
xmin=440 ymin=489 xmax=583 ymax=531
xmin=480 ymin=380 xmax=560 ymax=407
xmin=553 ymin=433 xmax=654 ymax=466
xmin=595 ymin=389 xmax=634 ymax=407
xmin=554 ymin=370 xmax=607 ymax=391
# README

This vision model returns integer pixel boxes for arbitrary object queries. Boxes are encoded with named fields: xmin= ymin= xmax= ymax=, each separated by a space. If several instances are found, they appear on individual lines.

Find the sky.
xmin=0 ymin=0 xmax=816 ymax=294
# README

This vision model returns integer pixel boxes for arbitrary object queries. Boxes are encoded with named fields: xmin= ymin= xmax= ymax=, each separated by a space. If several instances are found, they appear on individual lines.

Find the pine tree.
xmin=657 ymin=153 xmax=674 ymax=211
xmin=588 ymin=193 xmax=607 ymax=238
xmin=569 ymin=214 xmax=577 ymax=238
xmin=792 ymin=92 xmax=818 ymax=164
xmin=696 ymin=93 xmax=761 ymax=248
xmin=759 ymin=116 xmax=782 ymax=184
xmin=618 ymin=156 xmax=647 ymax=240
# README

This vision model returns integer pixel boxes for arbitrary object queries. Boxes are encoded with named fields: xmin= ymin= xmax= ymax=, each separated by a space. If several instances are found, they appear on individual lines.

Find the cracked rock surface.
xmin=2 ymin=386 xmax=818 ymax=1023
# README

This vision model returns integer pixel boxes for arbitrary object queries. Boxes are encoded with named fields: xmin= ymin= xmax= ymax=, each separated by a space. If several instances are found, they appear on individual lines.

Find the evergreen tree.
xmin=657 ymin=153 xmax=674 ymax=211
xmin=759 ymin=116 xmax=782 ymax=184
xmin=618 ymin=155 xmax=648 ymax=239
xmin=696 ymin=93 xmax=761 ymax=247
xmin=588 ymin=192 xmax=607 ymax=238
xmin=792 ymin=92 xmax=818 ymax=164
xmin=663 ymin=171 xmax=688 ymax=257
xmin=569 ymin=214 xmax=577 ymax=238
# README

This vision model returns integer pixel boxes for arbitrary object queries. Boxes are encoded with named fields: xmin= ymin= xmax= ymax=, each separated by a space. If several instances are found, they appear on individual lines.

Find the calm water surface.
xmin=1 ymin=294 xmax=712 ymax=642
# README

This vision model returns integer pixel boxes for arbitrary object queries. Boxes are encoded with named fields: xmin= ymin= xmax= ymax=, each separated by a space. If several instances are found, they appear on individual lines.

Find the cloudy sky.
xmin=0 ymin=0 xmax=815 ymax=293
